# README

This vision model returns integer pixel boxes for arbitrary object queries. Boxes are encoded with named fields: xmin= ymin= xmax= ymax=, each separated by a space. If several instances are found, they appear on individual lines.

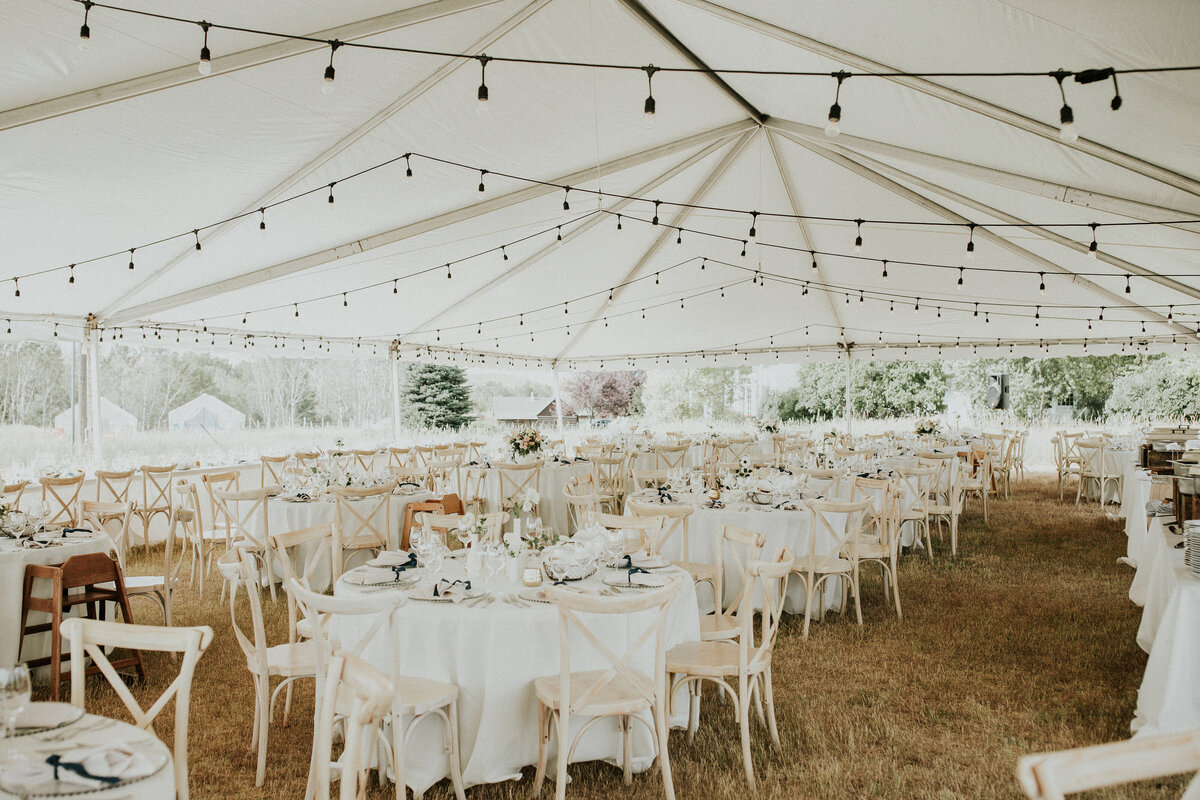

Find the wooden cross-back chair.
xmin=666 ymin=549 xmax=792 ymax=789
xmin=653 ymin=443 xmax=691 ymax=471
xmin=351 ymin=449 xmax=378 ymax=474
xmin=401 ymin=500 xmax=445 ymax=550
xmin=425 ymin=457 xmax=463 ymax=495
xmin=415 ymin=510 xmax=504 ymax=547
xmin=221 ymin=550 xmax=315 ymax=788
xmin=725 ymin=436 xmax=758 ymax=461
xmin=849 ymin=476 xmax=903 ymax=620
xmin=387 ymin=447 xmax=412 ymax=471
xmin=135 ymin=464 xmax=176 ymax=552
xmin=331 ymin=483 xmax=395 ymax=580
xmin=563 ymin=474 xmax=602 ymax=534
xmin=594 ymin=512 xmax=665 ymax=555
xmin=313 ymin=652 xmax=396 ymax=800
xmin=1016 ymin=729 xmax=1200 ymax=800
xmin=94 ymin=468 xmax=135 ymax=504
xmin=200 ymin=469 xmax=240 ymax=543
xmin=495 ymin=461 xmax=542 ymax=515
xmin=412 ymin=445 xmax=436 ymax=469
xmin=459 ymin=466 xmax=488 ymax=515
xmin=63 ymin=617 xmax=213 ymax=800
xmin=1075 ymin=438 xmax=1117 ymax=507
xmin=269 ymin=522 xmax=334 ymax=657
xmin=291 ymin=579 xmax=465 ymax=800
xmin=627 ymin=500 xmax=715 ymax=594
xmin=791 ymin=497 xmax=872 ymax=638
xmin=533 ymin=580 xmax=682 ymax=800
xmin=630 ymin=467 xmax=672 ymax=492
xmin=700 ymin=523 xmax=766 ymax=643
xmin=590 ymin=454 xmax=627 ymax=513
xmin=466 ymin=441 xmax=488 ymax=462
xmin=80 ymin=500 xmax=134 ymax=569
xmin=40 ymin=473 xmax=85 ymax=527
xmin=894 ymin=466 xmax=935 ymax=555
xmin=294 ymin=450 xmax=321 ymax=468
xmin=214 ymin=487 xmax=276 ymax=599
xmin=3 ymin=480 xmax=28 ymax=511
xmin=260 ymin=455 xmax=289 ymax=486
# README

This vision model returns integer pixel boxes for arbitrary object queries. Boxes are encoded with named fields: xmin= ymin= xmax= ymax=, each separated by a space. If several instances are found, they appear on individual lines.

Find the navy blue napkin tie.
xmin=656 ymin=488 xmax=673 ymax=503
xmin=46 ymin=754 xmax=121 ymax=786
xmin=433 ymin=579 xmax=471 ymax=597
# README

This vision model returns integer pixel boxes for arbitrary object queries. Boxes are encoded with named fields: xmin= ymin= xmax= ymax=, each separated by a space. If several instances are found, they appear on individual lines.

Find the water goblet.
xmin=0 ymin=664 xmax=31 ymax=766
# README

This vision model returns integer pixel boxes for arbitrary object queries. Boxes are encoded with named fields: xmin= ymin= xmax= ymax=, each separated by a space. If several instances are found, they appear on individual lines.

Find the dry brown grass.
xmin=35 ymin=475 xmax=1183 ymax=799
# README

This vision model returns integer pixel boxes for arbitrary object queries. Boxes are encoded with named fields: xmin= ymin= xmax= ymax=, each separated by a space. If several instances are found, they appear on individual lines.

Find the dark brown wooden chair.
xmin=19 ymin=552 xmax=143 ymax=700
xmin=401 ymin=501 xmax=444 ymax=550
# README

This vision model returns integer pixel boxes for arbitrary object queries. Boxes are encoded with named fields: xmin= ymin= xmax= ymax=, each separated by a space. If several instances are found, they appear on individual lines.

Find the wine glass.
xmin=0 ymin=664 xmax=31 ymax=765
xmin=480 ymin=541 xmax=505 ymax=588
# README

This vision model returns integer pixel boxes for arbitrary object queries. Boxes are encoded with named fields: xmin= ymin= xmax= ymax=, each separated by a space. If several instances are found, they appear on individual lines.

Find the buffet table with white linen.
xmin=0 ymin=706 xmax=174 ymax=799
xmin=0 ymin=533 xmax=112 ymax=668
xmin=1130 ymin=521 xmax=1200 ymax=736
xmin=332 ymin=560 xmax=699 ymax=792
xmin=1120 ymin=465 xmax=1154 ymax=566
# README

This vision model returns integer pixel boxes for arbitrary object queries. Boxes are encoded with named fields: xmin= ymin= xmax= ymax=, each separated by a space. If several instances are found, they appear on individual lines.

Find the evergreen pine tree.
xmin=404 ymin=364 xmax=473 ymax=429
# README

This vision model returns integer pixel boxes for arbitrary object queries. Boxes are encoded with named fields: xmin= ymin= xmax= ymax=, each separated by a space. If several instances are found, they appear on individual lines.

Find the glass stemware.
xmin=0 ymin=664 xmax=31 ymax=766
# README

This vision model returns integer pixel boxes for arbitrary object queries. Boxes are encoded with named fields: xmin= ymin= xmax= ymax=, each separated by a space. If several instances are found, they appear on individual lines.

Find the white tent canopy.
xmin=53 ymin=397 xmax=137 ymax=434
xmin=2 ymin=0 xmax=1199 ymax=367
xmin=168 ymin=393 xmax=246 ymax=432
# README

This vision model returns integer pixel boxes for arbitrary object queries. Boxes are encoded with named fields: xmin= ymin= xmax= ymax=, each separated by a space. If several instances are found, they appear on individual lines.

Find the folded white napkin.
xmin=367 ymin=550 xmax=415 ymax=567
xmin=617 ymin=550 xmax=669 ymax=569
xmin=430 ymin=579 xmax=472 ymax=602
xmin=605 ymin=570 xmax=666 ymax=588
xmin=5 ymin=740 xmax=159 ymax=791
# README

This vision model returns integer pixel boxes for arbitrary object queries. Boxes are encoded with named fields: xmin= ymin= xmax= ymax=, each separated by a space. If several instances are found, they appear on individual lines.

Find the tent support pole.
xmin=843 ymin=351 xmax=852 ymax=437
xmin=552 ymin=367 xmax=565 ymax=439
xmin=390 ymin=344 xmax=402 ymax=442
xmin=85 ymin=324 xmax=102 ymax=465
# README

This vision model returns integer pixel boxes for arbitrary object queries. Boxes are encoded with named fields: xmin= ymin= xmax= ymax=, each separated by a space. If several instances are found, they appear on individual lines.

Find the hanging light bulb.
xmin=1039 ymin=272 xmax=1045 ymax=294
xmin=965 ymin=223 xmax=976 ymax=259
xmin=478 ymin=171 xmax=486 ymax=192
xmin=562 ymin=187 xmax=570 ymax=211
xmin=854 ymin=219 xmax=863 ymax=253
xmin=642 ymin=65 xmax=658 ymax=128
xmin=476 ymin=54 xmax=490 ymax=114
xmin=957 ymin=267 xmax=964 ymax=289
xmin=825 ymin=71 xmax=847 ymax=137
xmin=78 ymin=1 xmax=93 ymax=50
xmin=1054 ymin=71 xmax=1078 ymax=142
xmin=811 ymin=252 xmax=818 ymax=271
xmin=68 ymin=264 xmax=75 ymax=284
xmin=880 ymin=260 xmax=888 ymax=281
xmin=259 ymin=208 xmax=266 ymax=230
xmin=197 ymin=21 xmax=212 ymax=75
xmin=322 ymin=41 xmax=341 ymax=95
xmin=128 ymin=248 xmax=135 ymax=270
xmin=193 ymin=229 xmax=202 ymax=251
xmin=1088 ymin=222 xmax=1099 ymax=258
xmin=748 ymin=211 xmax=758 ymax=238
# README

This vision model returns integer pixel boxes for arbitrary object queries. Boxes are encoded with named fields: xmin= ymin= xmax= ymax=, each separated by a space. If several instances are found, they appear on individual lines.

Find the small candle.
xmin=522 ymin=568 xmax=542 ymax=587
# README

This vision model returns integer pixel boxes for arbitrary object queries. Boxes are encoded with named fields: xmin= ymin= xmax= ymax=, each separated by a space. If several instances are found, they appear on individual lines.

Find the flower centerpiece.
xmin=507 ymin=427 xmax=545 ymax=460
xmin=504 ymin=489 xmax=540 ymax=535
xmin=915 ymin=418 xmax=940 ymax=436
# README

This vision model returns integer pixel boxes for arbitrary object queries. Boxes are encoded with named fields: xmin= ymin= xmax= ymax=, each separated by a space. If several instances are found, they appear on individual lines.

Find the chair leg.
xmin=891 ymin=560 xmax=903 ymax=620
xmin=762 ymin=669 xmax=780 ymax=748
xmin=446 ymin=701 xmax=466 ymax=800
xmin=621 ymin=715 xmax=633 ymax=786
xmin=532 ymin=704 xmax=550 ymax=796
xmin=255 ymin=677 xmax=269 ymax=787
xmin=554 ymin=712 xmax=569 ymax=800
xmin=738 ymin=676 xmax=755 ymax=790
xmin=852 ymin=566 xmax=863 ymax=625
xmin=686 ymin=680 xmax=700 ymax=743
xmin=656 ymin=694 xmax=676 ymax=800
xmin=49 ymin=600 xmax=64 ymax=701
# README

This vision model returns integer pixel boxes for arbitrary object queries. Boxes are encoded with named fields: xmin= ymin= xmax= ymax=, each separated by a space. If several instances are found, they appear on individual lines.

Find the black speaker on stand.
xmin=986 ymin=373 xmax=1010 ymax=410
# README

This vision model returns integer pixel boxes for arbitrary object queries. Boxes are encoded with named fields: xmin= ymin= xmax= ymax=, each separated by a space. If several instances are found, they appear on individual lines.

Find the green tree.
xmin=642 ymin=367 xmax=753 ymax=420
xmin=946 ymin=355 xmax=1141 ymax=421
xmin=405 ymin=364 xmax=472 ymax=429
xmin=1106 ymin=355 xmax=1200 ymax=420
xmin=762 ymin=360 xmax=947 ymax=422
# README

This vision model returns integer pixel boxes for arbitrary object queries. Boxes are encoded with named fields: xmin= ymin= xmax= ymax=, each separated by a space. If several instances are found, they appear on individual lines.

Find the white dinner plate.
xmin=406 ymin=587 xmax=484 ymax=602
xmin=343 ymin=569 xmax=419 ymax=588
xmin=14 ymin=702 xmax=84 ymax=736
xmin=602 ymin=573 xmax=668 ymax=589
xmin=0 ymin=749 xmax=168 ymax=796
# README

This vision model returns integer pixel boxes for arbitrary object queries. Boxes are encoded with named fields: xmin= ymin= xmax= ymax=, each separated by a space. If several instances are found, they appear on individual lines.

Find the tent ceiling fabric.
xmin=1 ymin=0 xmax=1198 ymax=366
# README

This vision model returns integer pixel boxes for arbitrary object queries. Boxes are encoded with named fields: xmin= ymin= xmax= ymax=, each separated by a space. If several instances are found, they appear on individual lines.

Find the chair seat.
xmin=698 ymin=614 xmax=739 ymax=641
xmin=665 ymin=640 xmax=749 ymax=678
xmin=294 ymin=614 xmax=332 ymax=641
xmin=393 ymin=675 xmax=459 ymax=716
xmin=252 ymin=641 xmax=315 ymax=678
xmin=677 ymin=561 xmax=716 ymax=584
xmin=791 ymin=555 xmax=852 ymax=573
xmin=534 ymin=669 xmax=653 ymax=716
xmin=928 ymin=504 xmax=954 ymax=515
xmin=123 ymin=576 xmax=172 ymax=593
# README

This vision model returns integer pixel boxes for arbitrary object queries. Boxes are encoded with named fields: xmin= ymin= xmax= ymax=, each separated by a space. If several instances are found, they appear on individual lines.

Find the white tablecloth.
xmin=332 ymin=561 xmax=699 ymax=793
xmin=636 ymin=491 xmax=843 ymax=615
xmin=0 ymin=534 xmax=112 ymax=668
xmin=468 ymin=462 xmax=590 ymax=536
xmin=1120 ymin=466 xmax=1154 ymax=567
xmin=1131 ymin=523 xmax=1200 ymax=736
xmin=250 ymin=491 xmax=434 ymax=591
xmin=0 ymin=711 xmax=174 ymax=800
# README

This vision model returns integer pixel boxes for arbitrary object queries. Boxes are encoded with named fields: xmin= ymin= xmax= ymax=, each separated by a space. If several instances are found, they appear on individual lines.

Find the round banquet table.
xmin=627 ymin=490 xmax=845 ymax=615
xmin=244 ymin=489 xmax=435 ymax=591
xmin=0 ymin=709 xmax=174 ymax=800
xmin=467 ymin=461 xmax=591 ymax=536
xmin=332 ymin=560 xmax=699 ymax=792
xmin=0 ymin=533 xmax=113 ymax=669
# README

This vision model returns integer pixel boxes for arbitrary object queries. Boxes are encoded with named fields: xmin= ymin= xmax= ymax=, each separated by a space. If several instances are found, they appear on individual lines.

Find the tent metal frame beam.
xmin=675 ymin=0 xmax=1200 ymax=199
xmin=406 ymin=131 xmax=739 ymax=335
xmin=104 ymin=119 xmax=758 ymax=324
xmin=0 ymin=0 xmax=504 ymax=131
xmin=614 ymin=0 xmax=764 ymax=123
xmin=101 ymin=0 xmax=555 ymax=318
xmin=766 ymin=118 xmax=1200 ymax=230
xmin=772 ymin=128 xmax=1191 ymax=337
xmin=553 ymin=127 xmax=757 ymax=362
xmin=764 ymin=129 xmax=847 ymax=346
xmin=816 ymin=142 xmax=1200 ymax=305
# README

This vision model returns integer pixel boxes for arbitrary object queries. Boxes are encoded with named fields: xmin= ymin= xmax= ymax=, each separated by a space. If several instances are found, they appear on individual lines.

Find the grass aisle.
xmin=46 ymin=475 xmax=1178 ymax=799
